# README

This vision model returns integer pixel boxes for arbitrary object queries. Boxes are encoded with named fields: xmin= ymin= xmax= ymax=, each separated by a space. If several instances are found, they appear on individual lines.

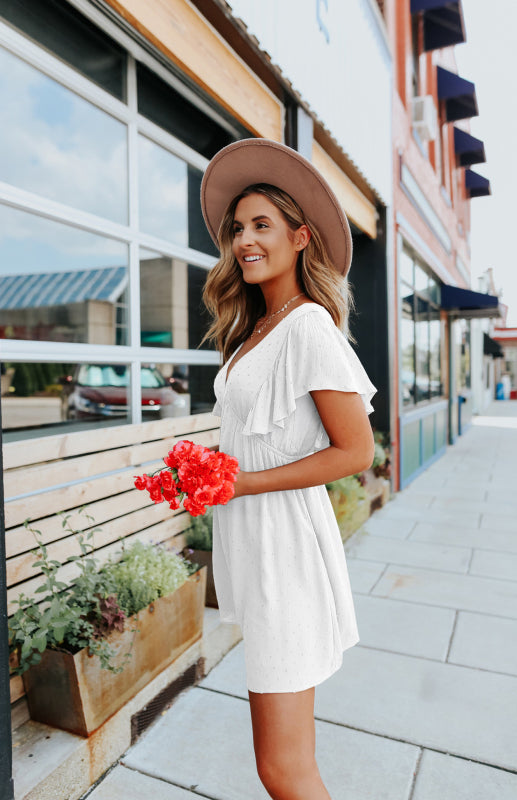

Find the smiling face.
xmin=231 ymin=193 xmax=309 ymax=287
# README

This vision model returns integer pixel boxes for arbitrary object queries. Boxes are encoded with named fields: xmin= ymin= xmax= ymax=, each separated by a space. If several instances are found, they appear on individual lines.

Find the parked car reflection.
xmin=60 ymin=364 xmax=190 ymax=420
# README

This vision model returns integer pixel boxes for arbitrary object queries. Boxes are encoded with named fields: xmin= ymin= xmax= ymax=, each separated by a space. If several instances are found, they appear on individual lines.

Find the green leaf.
xmin=21 ymin=637 xmax=33 ymax=657
xmin=53 ymin=626 xmax=67 ymax=643
xmin=33 ymin=635 xmax=47 ymax=653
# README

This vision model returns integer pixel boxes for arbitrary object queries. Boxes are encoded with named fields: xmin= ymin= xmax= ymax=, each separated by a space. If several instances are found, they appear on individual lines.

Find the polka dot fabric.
xmin=212 ymin=303 xmax=378 ymax=693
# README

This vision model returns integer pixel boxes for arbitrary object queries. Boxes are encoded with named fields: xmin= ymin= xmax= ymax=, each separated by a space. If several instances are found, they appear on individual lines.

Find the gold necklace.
xmin=250 ymin=293 xmax=305 ymax=338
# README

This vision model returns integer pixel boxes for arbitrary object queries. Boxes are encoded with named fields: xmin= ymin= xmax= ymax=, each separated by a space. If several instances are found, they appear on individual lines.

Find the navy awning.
xmin=453 ymin=128 xmax=486 ymax=167
xmin=483 ymin=333 xmax=504 ymax=358
xmin=437 ymin=66 xmax=478 ymax=122
xmin=441 ymin=285 xmax=500 ymax=319
xmin=465 ymin=169 xmax=491 ymax=198
xmin=411 ymin=1 xmax=466 ymax=51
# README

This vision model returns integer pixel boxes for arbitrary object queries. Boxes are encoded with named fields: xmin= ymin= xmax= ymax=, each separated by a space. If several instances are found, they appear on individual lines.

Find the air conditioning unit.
xmin=411 ymin=95 xmax=438 ymax=142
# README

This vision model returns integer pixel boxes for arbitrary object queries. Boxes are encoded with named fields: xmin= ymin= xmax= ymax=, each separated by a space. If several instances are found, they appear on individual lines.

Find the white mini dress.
xmin=211 ymin=302 xmax=378 ymax=693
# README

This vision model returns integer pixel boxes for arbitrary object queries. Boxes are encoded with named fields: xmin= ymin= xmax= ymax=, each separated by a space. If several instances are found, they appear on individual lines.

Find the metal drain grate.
xmin=130 ymin=659 xmax=202 ymax=744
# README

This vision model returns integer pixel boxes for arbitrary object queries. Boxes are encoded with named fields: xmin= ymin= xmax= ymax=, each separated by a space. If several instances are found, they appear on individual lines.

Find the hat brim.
xmin=200 ymin=138 xmax=353 ymax=276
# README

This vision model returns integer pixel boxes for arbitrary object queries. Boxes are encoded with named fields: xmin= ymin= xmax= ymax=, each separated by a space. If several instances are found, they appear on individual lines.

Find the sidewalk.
xmin=83 ymin=401 xmax=517 ymax=800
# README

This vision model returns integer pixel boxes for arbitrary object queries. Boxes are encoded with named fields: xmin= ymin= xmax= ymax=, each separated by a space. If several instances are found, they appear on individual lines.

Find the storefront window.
xmin=456 ymin=318 xmax=471 ymax=391
xmin=0 ymin=7 xmax=230 ymax=441
xmin=0 ymin=46 xmax=128 ymax=223
xmin=0 ymin=206 xmax=128 ymax=345
xmin=429 ymin=314 xmax=442 ymax=398
xmin=401 ymin=295 xmax=416 ymax=407
xmin=1 ymin=360 xmax=130 ymax=442
xmin=400 ymin=246 xmax=443 ymax=408
xmin=138 ymin=136 xmax=188 ymax=245
xmin=0 ymin=0 xmax=127 ymax=100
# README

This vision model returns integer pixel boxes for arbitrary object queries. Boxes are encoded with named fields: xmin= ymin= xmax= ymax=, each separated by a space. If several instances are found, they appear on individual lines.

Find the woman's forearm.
xmin=241 ymin=445 xmax=373 ymax=496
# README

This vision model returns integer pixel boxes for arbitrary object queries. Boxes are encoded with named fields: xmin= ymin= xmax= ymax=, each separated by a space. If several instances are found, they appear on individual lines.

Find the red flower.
xmin=134 ymin=440 xmax=239 ymax=516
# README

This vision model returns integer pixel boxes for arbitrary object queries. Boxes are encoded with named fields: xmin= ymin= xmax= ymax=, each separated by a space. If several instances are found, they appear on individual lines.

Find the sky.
xmin=455 ymin=0 xmax=517 ymax=327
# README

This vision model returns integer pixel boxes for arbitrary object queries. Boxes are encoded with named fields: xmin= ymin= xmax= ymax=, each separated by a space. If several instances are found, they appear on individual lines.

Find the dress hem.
xmin=246 ymin=633 xmax=360 ymax=694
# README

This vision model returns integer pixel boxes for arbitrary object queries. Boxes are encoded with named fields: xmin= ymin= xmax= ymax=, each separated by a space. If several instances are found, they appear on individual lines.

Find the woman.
xmin=200 ymin=138 xmax=377 ymax=800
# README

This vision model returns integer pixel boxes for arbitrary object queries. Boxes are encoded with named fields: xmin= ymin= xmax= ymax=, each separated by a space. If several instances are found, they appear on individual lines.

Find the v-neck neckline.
xmin=224 ymin=302 xmax=321 ymax=388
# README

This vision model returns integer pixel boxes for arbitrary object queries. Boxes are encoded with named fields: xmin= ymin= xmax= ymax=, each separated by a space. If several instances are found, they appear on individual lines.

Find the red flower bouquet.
xmin=134 ymin=440 xmax=239 ymax=517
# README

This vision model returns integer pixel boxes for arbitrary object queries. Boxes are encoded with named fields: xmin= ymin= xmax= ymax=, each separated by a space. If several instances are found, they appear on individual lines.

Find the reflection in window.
xmin=429 ymin=315 xmax=442 ymax=398
xmin=0 ymin=205 xmax=128 ymax=345
xmin=457 ymin=318 xmax=471 ymax=391
xmin=136 ymin=62 xmax=233 ymax=159
xmin=139 ymin=249 xmax=214 ymax=351
xmin=400 ymin=247 xmax=443 ymax=407
xmin=401 ymin=293 xmax=415 ymax=407
xmin=138 ymin=136 xmax=188 ymax=245
xmin=0 ymin=47 xmax=128 ymax=223
xmin=415 ymin=296 xmax=430 ymax=402
xmin=399 ymin=249 xmax=414 ymax=285
xmin=0 ymin=0 xmax=127 ymax=100
xmin=1 ymin=361 xmax=129 ymax=442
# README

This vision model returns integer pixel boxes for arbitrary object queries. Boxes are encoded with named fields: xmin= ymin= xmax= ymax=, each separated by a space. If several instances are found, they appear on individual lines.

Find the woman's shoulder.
xmin=289 ymin=301 xmax=340 ymax=334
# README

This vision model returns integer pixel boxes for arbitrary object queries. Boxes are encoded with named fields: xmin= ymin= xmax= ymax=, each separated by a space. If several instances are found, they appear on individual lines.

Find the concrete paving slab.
xmin=448 ymin=611 xmax=517 ymax=676
xmin=361 ymin=515 xmax=415 ymax=538
xmin=412 ymin=749 xmax=517 ymax=800
xmin=429 ymin=496 xmax=517 ymax=517
xmin=410 ymin=521 xmax=517 ymax=554
xmin=315 ymin=647 xmax=517 ymax=770
xmin=407 ymin=485 xmax=488 ymax=501
xmin=480 ymin=513 xmax=517 ymax=532
xmin=123 ymin=685 xmax=420 ymax=800
xmin=485 ymin=490 xmax=517 ymax=506
xmin=346 ymin=533 xmax=471 ymax=573
xmin=87 ymin=765 xmax=195 ymax=799
xmin=199 ymin=640 xmax=248 ymax=696
xmin=469 ymin=549 xmax=517 ymax=581
xmin=441 ymin=476 xmax=491 ymax=491
xmin=373 ymin=504 xmax=481 ymax=529
xmin=12 ymin=720 xmax=86 ymax=800
xmin=201 ymin=643 xmax=517 ymax=771
xmin=371 ymin=564 xmax=517 ymax=618
xmin=389 ymin=491 xmax=436 ymax=508
xmin=345 ymin=557 xmax=387 ymax=593
xmin=352 ymin=594 xmax=455 ymax=660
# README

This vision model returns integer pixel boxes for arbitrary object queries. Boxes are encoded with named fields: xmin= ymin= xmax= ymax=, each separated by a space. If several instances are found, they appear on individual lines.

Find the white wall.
xmin=226 ymin=0 xmax=392 ymax=203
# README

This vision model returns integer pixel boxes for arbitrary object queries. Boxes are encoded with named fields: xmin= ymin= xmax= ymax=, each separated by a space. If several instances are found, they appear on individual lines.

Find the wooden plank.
xmin=3 ymin=412 xmax=220 ymax=470
xmin=7 ymin=520 xmax=190 ymax=615
xmin=5 ymin=429 xmax=220 ymax=499
xmin=10 ymin=676 xmax=24 ymax=704
xmin=4 ymin=428 xmax=220 ymax=528
xmin=104 ymin=0 xmax=282 ymax=140
xmin=7 ymin=501 xmax=193 ymax=587
xmin=6 ymin=489 xmax=149 ymax=559
xmin=312 ymin=141 xmax=379 ymax=239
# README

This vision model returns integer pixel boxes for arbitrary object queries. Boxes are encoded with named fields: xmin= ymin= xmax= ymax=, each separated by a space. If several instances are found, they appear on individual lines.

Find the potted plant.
xmin=326 ymin=474 xmax=370 ymax=543
xmin=183 ymin=508 xmax=218 ymax=608
xmin=8 ymin=507 xmax=206 ymax=736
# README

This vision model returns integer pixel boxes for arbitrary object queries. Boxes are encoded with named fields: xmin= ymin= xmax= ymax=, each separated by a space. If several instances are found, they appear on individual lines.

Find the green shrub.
xmin=8 ymin=508 xmax=193 ymax=675
xmin=100 ymin=540 xmax=190 ymax=617
xmin=185 ymin=507 xmax=213 ymax=551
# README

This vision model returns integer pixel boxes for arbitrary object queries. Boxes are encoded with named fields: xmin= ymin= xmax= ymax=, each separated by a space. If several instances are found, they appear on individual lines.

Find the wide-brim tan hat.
xmin=200 ymin=138 xmax=353 ymax=276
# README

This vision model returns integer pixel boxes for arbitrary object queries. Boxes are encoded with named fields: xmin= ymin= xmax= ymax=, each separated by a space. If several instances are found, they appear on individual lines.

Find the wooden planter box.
xmin=22 ymin=567 xmax=206 ymax=737
xmin=187 ymin=549 xmax=218 ymax=608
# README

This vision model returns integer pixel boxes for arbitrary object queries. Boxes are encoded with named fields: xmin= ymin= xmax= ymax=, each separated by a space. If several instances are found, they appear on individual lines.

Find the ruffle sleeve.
xmin=242 ymin=308 xmax=377 ymax=437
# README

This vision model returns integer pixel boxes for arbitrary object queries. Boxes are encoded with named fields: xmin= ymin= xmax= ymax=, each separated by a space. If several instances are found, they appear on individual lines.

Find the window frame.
xmin=0 ymin=14 xmax=234 ymax=430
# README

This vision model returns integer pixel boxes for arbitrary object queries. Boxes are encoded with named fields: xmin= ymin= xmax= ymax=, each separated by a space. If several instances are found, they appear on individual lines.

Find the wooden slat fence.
xmin=3 ymin=412 xmax=220 ymax=713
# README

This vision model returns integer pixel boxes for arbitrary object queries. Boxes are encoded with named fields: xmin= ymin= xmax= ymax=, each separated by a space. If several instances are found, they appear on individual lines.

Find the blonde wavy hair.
xmin=201 ymin=183 xmax=356 ymax=363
